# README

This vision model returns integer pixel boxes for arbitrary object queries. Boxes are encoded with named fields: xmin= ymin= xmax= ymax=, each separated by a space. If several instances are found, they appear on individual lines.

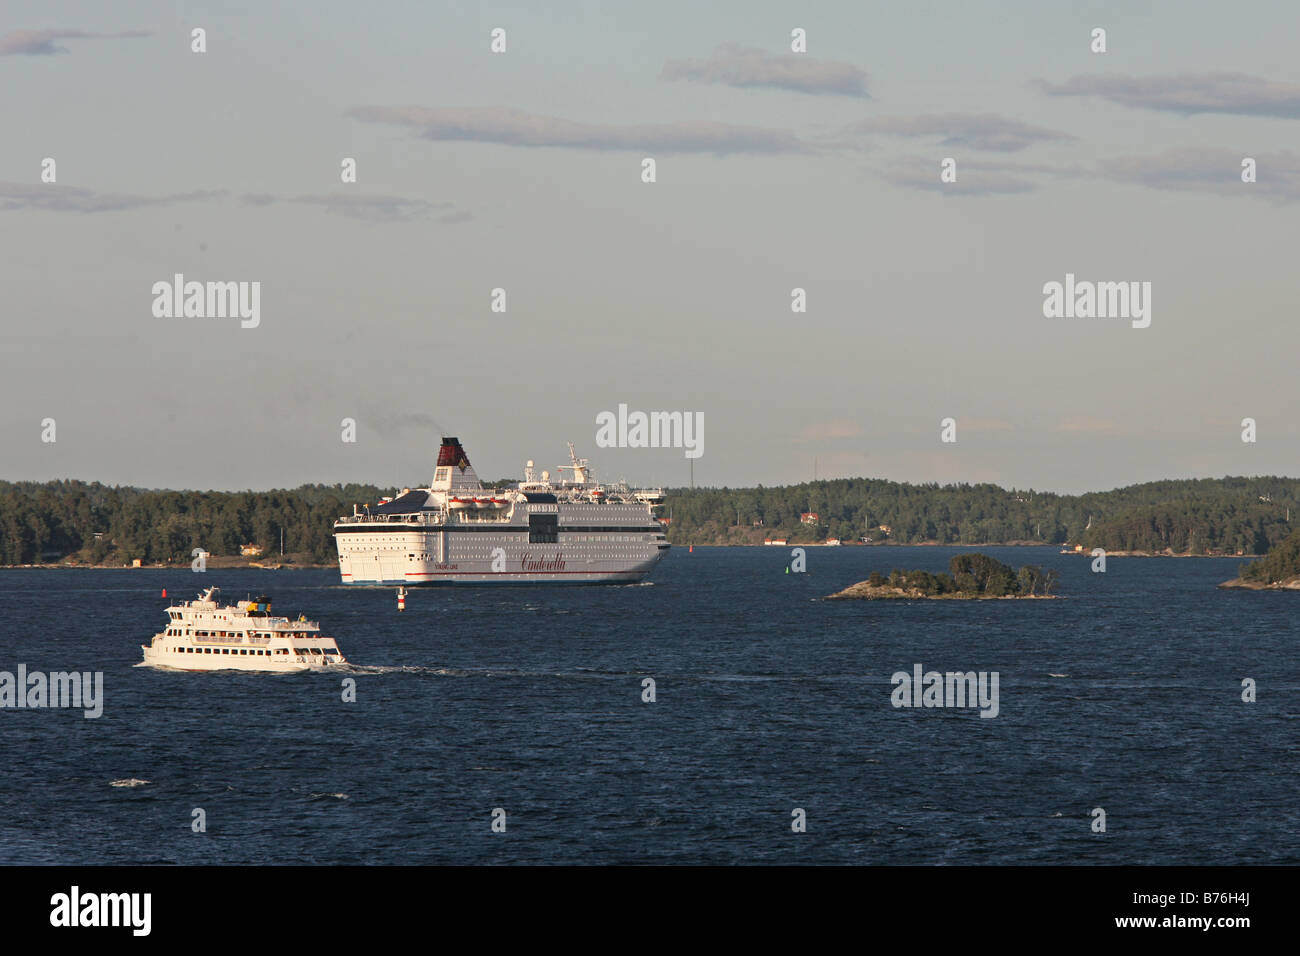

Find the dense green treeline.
xmin=662 ymin=475 xmax=1300 ymax=554
xmin=1075 ymin=499 xmax=1278 ymax=555
xmin=0 ymin=480 xmax=386 ymax=565
xmin=1238 ymin=526 xmax=1300 ymax=583
xmin=4 ymin=474 xmax=1299 ymax=566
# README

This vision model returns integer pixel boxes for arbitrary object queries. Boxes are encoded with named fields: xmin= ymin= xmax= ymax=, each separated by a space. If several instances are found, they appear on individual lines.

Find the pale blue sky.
xmin=3 ymin=1 xmax=1299 ymax=493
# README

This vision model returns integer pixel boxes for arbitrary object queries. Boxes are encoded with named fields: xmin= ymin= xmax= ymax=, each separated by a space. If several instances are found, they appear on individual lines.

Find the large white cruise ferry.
xmin=334 ymin=437 xmax=669 ymax=585
xmin=141 ymin=587 xmax=347 ymax=671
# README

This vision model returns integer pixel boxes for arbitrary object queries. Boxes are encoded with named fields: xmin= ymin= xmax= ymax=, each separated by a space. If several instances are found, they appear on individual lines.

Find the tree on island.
xmin=872 ymin=554 xmax=1059 ymax=597
xmin=1238 ymin=526 xmax=1300 ymax=584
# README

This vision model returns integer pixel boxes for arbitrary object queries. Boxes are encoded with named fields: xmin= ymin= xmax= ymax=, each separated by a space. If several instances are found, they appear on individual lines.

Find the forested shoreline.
xmin=1222 ymin=526 xmax=1300 ymax=587
xmin=0 ymin=480 xmax=386 ymax=565
xmin=663 ymin=475 xmax=1300 ymax=556
xmin=2 ymin=474 xmax=1299 ymax=567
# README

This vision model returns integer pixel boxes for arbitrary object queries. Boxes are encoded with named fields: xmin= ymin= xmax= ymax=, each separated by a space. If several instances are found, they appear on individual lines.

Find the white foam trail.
xmin=335 ymin=664 xmax=459 ymax=676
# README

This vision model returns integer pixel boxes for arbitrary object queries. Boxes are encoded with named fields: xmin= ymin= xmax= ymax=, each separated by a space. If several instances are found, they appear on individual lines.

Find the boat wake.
xmin=335 ymin=664 xmax=462 ymax=676
xmin=335 ymin=663 xmax=656 ymax=680
xmin=331 ymin=665 xmax=898 ymax=684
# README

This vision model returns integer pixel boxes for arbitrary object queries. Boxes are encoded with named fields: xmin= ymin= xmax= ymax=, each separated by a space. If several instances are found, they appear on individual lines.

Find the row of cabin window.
xmin=166 ymin=628 xmax=310 ymax=639
xmin=174 ymin=646 xmax=332 ymax=656
xmin=175 ymin=647 xmax=283 ymax=656
xmin=382 ymin=546 xmax=650 ymax=561
xmin=347 ymin=536 xmax=652 ymax=554
xmin=348 ymin=540 xmax=652 ymax=563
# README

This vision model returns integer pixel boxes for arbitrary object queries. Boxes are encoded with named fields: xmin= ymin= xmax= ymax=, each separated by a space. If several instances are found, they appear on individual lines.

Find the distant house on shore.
xmin=800 ymin=512 xmax=819 ymax=525
xmin=240 ymin=543 xmax=264 ymax=557
xmin=765 ymin=538 xmax=789 ymax=546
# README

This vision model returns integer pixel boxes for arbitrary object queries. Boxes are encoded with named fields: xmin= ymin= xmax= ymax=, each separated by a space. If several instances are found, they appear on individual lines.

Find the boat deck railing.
xmin=336 ymin=512 xmax=446 ymax=525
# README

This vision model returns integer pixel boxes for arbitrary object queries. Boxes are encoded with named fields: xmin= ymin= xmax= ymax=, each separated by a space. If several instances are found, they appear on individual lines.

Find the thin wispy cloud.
xmin=879 ymin=143 xmax=1300 ymax=203
xmin=1097 ymin=147 xmax=1300 ymax=202
xmin=0 ymin=184 xmax=471 ymax=221
xmin=1037 ymin=72 xmax=1300 ymax=119
xmin=346 ymin=105 xmax=807 ymax=155
xmin=879 ymin=157 xmax=1053 ymax=196
xmin=0 ymin=28 xmax=149 ymax=56
xmin=1055 ymin=416 xmax=1124 ymax=435
xmin=0 ymin=183 xmax=223 ymax=213
xmin=242 ymin=193 xmax=471 ymax=223
xmin=843 ymin=113 xmax=1075 ymax=152
xmin=660 ymin=44 xmax=869 ymax=97
xmin=961 ymin=419 xmax=1016 ymax=433
xmin=794 ymin=420 xmax=863 ymax=442
xmin=882 ymin=170 xmax=1032 ymax=195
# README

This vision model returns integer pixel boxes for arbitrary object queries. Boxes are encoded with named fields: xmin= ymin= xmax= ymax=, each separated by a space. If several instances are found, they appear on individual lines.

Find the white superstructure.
xmin=335 ymin=437 xmax=669 ymax=585
xmin=141 ymin=587 xmax=347 ymax=671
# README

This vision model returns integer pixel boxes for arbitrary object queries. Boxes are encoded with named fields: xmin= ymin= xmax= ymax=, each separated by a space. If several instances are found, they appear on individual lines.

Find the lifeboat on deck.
xmin=448 ymin=497 xmax=468 ymax=510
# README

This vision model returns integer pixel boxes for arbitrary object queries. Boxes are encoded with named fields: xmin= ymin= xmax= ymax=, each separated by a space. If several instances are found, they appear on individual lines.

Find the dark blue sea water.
xmin=0 ymin=547 xmax=1296 ymax=864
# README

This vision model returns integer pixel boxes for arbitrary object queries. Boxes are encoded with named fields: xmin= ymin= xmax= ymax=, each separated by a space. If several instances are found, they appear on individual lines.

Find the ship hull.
xmin=337 ymin=536 xmax=668 ymax=586
xmin=141 ymin=654 xmax=321 ymax=673
xmin=141 ymin=642 xmax=344 ymax=671
xmin=336 ymin=513 xmax=669 ymax=586
xmin=339 ymin=569 xmax=656 ymax=586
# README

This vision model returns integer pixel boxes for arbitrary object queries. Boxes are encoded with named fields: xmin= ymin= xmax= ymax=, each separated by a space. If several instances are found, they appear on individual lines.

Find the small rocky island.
xmin=1219 ymin=528 xmax=1300 ymax=589
xmin=827 ymin=553 xmax=1060 ymax=600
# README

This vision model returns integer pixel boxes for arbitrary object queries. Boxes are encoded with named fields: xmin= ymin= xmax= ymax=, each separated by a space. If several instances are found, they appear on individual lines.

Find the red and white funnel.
xmin=432 ymin=436 xmax=482 ymax=490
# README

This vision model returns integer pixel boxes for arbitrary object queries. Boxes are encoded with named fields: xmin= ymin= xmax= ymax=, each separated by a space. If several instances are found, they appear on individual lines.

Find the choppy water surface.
xmin=0 ymin=547 xmax=1295 ymax=864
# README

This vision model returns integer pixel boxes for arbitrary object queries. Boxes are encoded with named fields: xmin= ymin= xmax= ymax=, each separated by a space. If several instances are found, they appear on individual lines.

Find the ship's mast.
xmin=559 ymin=441 xmax=592 ymax=486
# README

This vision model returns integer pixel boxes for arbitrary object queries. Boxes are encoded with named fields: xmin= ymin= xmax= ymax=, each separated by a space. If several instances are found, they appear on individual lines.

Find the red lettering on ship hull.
xmin=520 ymin=551 xmax=566 ymax=572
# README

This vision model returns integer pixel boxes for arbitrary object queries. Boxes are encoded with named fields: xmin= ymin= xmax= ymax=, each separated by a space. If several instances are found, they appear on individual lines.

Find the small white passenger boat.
xmin=141 ymin=587 xmax=347 ymax=672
